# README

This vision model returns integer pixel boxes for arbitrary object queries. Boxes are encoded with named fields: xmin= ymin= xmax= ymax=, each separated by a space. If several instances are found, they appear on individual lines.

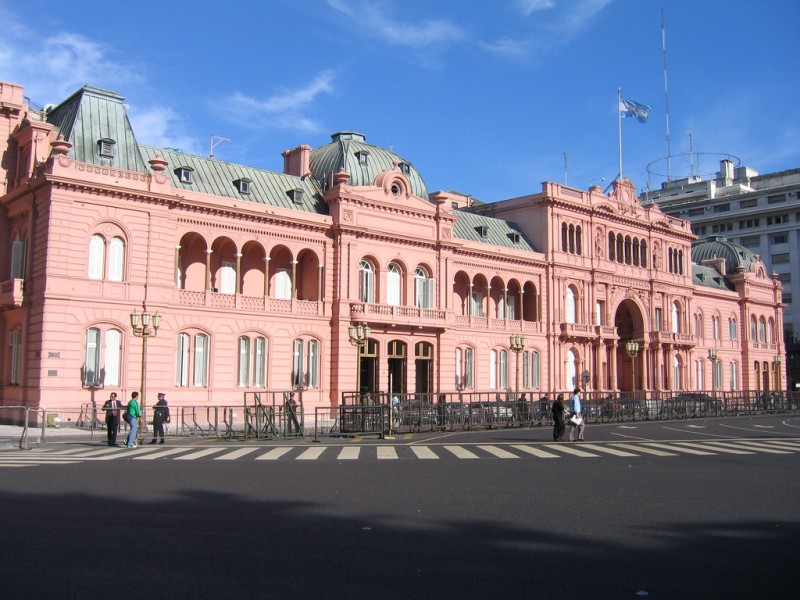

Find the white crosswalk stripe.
xmin=1 ymin=438 xmax=798 ymax=466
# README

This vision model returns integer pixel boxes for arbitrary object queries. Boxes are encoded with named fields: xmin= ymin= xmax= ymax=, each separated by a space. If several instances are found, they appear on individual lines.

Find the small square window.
xmin=398 ymin=162 xmax=410 ymax=175
xmin=175 ymin=167 xmax=194 ymax=184
xmin=356 ymin=151 xmax=369 ymax=166
xmin=98 ymin=138 xmax=115 ymax=158
xmin=234 ymin=178 xmax=252 ymax=194
xmin=290 ymin=188 xmax=305 ymax=204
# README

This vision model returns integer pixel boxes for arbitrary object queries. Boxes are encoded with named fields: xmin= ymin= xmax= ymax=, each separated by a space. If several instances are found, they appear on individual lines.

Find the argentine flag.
xmin=619 ymin=97 xmax=652 ymax=123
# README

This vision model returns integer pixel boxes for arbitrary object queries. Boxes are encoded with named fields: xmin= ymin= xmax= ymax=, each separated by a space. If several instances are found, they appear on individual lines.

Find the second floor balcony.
xmin=0 ymin=278 xmax=24 ymax=308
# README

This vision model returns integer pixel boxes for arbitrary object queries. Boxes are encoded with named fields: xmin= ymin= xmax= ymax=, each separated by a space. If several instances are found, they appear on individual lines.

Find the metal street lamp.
xmin=708 ymin=347 xmax=718 ymax=396
xmin=509 ymin=334 xmax=527 ymax=400
xmin=348 ymin=323 xmax=371 ymax=403
xmin=775 ymin=353 xmax=782 ymax=392
xmin=626 ymin=340 xmax=639 ymax=392
xmin=130 ymin=309 xmax=161 ymax=431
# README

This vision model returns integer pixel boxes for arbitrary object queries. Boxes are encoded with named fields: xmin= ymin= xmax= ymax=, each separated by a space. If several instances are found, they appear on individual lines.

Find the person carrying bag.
xmin=568 ymin=388 xmax=585 ymax=442
xmin=124 ymin=391 xmax=142 ymax=448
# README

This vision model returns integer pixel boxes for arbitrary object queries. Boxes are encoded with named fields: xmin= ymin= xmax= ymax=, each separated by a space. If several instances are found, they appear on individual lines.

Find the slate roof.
xmin=46 ymin=85 xmax=147 ymax=172
xmin=691 ymin=264 xmax=734 ymax=291
xmin=139 ymin=146 xmax=327 ymax=214
xmin=452 ymin=210 xmax=538 ymax=252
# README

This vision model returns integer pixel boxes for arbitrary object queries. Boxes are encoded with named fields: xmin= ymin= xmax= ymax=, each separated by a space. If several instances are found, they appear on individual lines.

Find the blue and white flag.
xmin=619 ymin=96 xmax=652 ymax=123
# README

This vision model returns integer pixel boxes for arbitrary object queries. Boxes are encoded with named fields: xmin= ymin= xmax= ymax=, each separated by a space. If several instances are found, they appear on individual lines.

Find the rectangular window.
xmin=193 ymin=334 xmax=209 ymax=387
xmin=220 ymin=261 xmax=236 ymax=294
xmin=688 ymin=208 xmax=704 ymax=216
xmin=771 ymin=233 xmax=788 ymax=244
xmin=103 ymin=329 xmax=121 ymax=386
xmin=531 ymin=352 xmax=540 ymax=389
xmin=176 ymin=333 xmax=189 ymax=387
xmin=739 ymin=199 xmax=757 ymax=208
xmin=9 ymin=330 xmax=22 ymax=385
xmin=108 ymin=237 xmax=124 ymax=282
xmin=713 ymin=204 xmax=730 ymax=213
xmin=237 ymin=337 xmax=250 ymax=386
xmin=83 ymin=329 xmax=101 ymax=386
xmin=307 ymin=340 xmax=319 ymax=388
xmin=772 ymin=253 xmax=790 ymax=264
xmin=489 ymin=350 xmax=497 ymax=389
xmin=654 ymin=308 xmax=663 ymax=332
xmin=275 ymin=268 xmax=292 ymax=300
xmin=464 ymin=347 xmax=474 ymax=389
xmin=471 ymin=292 xmax=485 ymax=317
xmin=254 ymin=337 xmax=267 ymax=387
xmin=11 ymin=240 xmax=26 ymax=279
xmin=767 ymin=194 xmax=785 ymax=204
xmin=293 ymin=339 xmax=304 ymax=388
xmin=741 ymin=236 xmax=760 ymax=248
xmin=729 ymin=362 xmax=738 ymax=390
xmin=522 ymin=350 xmax=530 ymax=388
xmin=596 ymin=301 xmax=604 ymax=325
xmin=499 ymin=350 xmax=508 ymax=389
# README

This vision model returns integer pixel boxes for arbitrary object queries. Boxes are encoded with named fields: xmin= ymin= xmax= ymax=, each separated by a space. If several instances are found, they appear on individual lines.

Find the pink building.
xmin=0 ymin=81 xmax=785 ymax=417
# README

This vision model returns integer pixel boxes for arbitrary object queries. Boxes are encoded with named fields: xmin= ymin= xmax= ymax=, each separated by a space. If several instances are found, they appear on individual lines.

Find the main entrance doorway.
xmin=614 ymin=299 xmax=645 ymax=392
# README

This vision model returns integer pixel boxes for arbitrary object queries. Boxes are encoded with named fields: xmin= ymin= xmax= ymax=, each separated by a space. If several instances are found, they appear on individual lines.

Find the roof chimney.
xmin=282 ymin=144 xmax=311 ymax=178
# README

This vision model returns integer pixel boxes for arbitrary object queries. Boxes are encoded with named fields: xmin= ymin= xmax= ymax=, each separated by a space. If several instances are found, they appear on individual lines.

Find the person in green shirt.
xmin=124 ymin=391 xmax=141 ymax=448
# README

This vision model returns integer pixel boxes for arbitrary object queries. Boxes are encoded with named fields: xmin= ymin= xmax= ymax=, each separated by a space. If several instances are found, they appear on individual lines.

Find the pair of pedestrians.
xmin=102 ymin=392 xmax=170 ymax=448
xmin=551 ymin=388 xmax=586 ymax=442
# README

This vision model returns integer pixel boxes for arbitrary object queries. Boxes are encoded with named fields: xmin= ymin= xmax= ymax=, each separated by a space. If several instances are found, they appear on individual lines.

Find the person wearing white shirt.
xmin=568 ymin=388 xmax=585 ymax=442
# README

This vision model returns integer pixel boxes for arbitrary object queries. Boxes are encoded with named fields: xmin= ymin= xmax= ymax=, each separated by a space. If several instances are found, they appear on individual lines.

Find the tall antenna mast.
xmin=662 ymin=7 xmax=673 ymax=181
xmin=563 ymin=152 xmax=569 ymax=185
xmin=210 ymin=135 xmax=230 ymax=159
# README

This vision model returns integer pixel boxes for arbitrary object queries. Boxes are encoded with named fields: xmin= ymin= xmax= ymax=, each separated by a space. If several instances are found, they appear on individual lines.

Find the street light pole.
xmin=626 ymin=340 xmax=639 ymax=394
xmin=130 ymin=309 xmax=161 ymax=431
xmin=774 ymin=353 xmax=782 ymax=393
xmin=708 ymin=346 xmax=718 ymax=397
xmin=509 ymin=334 xmax=527 ymax=400
xmin=348 ymin=323 xmax=371 ymax=403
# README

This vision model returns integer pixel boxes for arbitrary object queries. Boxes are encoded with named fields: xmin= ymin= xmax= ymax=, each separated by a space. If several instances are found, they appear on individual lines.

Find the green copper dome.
xmin=691 ymin=235 xmax=759 ymax=275
xmin=310 ymin=131 xmax=429 ymax=199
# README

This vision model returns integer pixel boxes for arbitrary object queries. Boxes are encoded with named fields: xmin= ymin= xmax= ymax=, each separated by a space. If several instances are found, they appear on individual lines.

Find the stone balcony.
xmin=0 ymin=279 xmax=24 ymax=308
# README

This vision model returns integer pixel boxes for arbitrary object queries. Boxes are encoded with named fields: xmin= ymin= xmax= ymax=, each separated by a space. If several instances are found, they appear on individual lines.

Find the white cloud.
xmin=516 ymin=0 xmax=555 ymax=17
xmin=223 ymin=71 xmax=336 ymax=133
xmin=479 ymin=38 xmax=534 ymax=62
xmin=128 ymin=105 xmax=203 ymax=156
xmin=0 ymin=16 xmax=143 ymax=103
xmin=325 ymin=0 xmax=465 ymax=67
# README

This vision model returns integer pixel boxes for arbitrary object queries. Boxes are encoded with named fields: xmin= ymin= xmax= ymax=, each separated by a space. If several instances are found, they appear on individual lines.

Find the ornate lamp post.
xmin=708 ymin=346 xmax=718 ymax=396
xmin=774 ymin=353 xmax=782 ymax=393
xmin=509 ymin=334 xmax=527 ymax=399
xmin=130 ymin=309 xmax=161 ymax=430
xmin=626 ymin=340 xmax=639 ymax=393
xmin=348 ymin=323 xmax=371 ymax=403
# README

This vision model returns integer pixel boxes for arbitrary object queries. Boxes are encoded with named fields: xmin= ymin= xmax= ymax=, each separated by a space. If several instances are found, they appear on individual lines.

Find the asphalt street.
xmin=1 ymin=414 xmax=798 ymax=599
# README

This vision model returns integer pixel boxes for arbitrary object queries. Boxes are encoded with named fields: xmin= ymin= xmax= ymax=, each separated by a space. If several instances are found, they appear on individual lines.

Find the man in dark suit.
xmin=102 ymin=392 xmax=122 ymax=446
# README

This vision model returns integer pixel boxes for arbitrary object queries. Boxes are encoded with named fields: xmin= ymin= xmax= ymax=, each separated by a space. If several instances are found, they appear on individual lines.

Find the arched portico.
xmin=614 ymin=299 xmax=646 ymax=392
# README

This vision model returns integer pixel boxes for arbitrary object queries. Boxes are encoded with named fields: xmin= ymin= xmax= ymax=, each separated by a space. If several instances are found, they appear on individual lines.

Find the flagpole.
xmin=617 ymin=87 xmax=623 ymax=182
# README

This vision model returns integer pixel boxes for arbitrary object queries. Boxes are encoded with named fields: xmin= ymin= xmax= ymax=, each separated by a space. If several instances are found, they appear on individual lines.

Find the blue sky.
xmin=2 ymin=0 xmax=798 ymax=201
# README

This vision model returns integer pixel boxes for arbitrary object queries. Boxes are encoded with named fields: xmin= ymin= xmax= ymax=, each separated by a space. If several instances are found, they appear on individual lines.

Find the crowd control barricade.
xmin=242 ymin=391 xmax=304 ymax=440
xmin=317 ymin=404 xmax=387 ymax=441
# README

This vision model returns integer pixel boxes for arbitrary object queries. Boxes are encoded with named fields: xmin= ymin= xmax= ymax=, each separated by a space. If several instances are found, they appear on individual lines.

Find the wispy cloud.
xmin=483 ymin=0 xmax=612 ymax=62
xmin=128 ymin=105 xmax=203 ymax=156
xmin=516 ymin=0 xmax=555 ymax=17
xmin=223 ymin=71 xmax=336 ymax=133
xmin=0 ymin=14 xmax=143 ymax=103
xmin=325 ymin=0 xmax=465 ymax=67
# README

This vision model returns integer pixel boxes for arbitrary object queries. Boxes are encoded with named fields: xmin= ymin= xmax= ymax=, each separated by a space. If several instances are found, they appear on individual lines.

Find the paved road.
xmin=1 ymin=414 xmax=798 ymax=599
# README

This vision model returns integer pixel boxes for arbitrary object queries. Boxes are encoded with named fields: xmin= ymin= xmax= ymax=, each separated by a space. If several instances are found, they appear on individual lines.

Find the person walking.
xmin=101 ymin=392 xmax=122 ymax=446
xmin=551 ymin=394 xmax=566 ymax=441
xmin=149 ymin=392 xmax=170 ymax=444
xmin=124 ymin=391 xmax=141 ymax=448
xmin=568 ymin=388 xmax=585 ymax=442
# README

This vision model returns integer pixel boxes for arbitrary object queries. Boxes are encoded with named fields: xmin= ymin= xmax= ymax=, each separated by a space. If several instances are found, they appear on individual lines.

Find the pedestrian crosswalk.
xmin=1 ymin=438 xmax=799 ymax=467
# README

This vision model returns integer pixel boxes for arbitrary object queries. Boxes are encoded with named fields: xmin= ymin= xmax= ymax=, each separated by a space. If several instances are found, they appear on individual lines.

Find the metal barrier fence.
xmin=313 ymin=405 xmax=388 ymax=442
xmin=241 ymin=391 xmax=304 ymax=440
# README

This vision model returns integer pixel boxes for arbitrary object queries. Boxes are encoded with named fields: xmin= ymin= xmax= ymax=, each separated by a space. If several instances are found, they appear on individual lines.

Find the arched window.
xmin=767 ymin=318 xmax=775 ymax=344
xmin=639 ymin=241 xmax=647 ymax=267
xmin=88 ymin=234 xmax=126 ymax=281
xmin=673 ymin=355 xmax=682 ymax=390
xmin=565 ymin=286 xmax=576 ymax=324
xmin=292 ymin=338 xmax=320 ymax=389
xmin=83 ymin=327 xmax=122 ymax=387
xmin=238 ymin=335 xmax=268 ymax=387
xmin=8 ymin=328 xmax=22 ymax=385
xmin=729 ymin=362 xmax=738 ymax=390
xmin=561 ymin=223 xmax=568 ymax=252
xmin=728 ymin=318 xmax=738 ymax=341
xmin=108 ymin=237 xmax=125 ymax=281
xmin=359 ymin=260 xmax=375 ymax=303
xmin=275 ymin=268 xmax=292 ymax=299
xmin=758 ymin=317 xmax=767 ymax=343
xmin=575 ymin=226 xmax=582 ymax=255
xmin=531 ymin=351 xmax=541 ymax=389
xmin=387 ymin=263 xmax=401 ymax=306
xmin=750 ymin=316 xmax=758 ymax=341
xmin=176 ymin=332 xmax=209 ymax=388
xmin=608 ymin=232 xmax=616 ymax=261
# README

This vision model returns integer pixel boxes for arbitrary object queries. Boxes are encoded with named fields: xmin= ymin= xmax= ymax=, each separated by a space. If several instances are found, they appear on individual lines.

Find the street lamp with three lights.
xmin=130 ymin=309 xmax=161 ymax=430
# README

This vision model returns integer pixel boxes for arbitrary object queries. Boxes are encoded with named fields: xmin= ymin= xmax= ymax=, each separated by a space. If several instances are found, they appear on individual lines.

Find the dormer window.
xmin=476 ymin=226 xmax=489 ymax=238
xmin=290 ymin=188 xmax=305 ymax=204
xmin=175 ymin=166 xmax=194 ymax=184
xmin=508 ymin=232 xmax=521 ymax=244
xmin=234 ymin=178 xmax=252 ymax=194
xmin=398 ymin=162 xmax=410 ymax=175
xmin=98 ymin=138 xmax=115 ymax=159
xmin=356 ymin=150 xmax=369 ymax=166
